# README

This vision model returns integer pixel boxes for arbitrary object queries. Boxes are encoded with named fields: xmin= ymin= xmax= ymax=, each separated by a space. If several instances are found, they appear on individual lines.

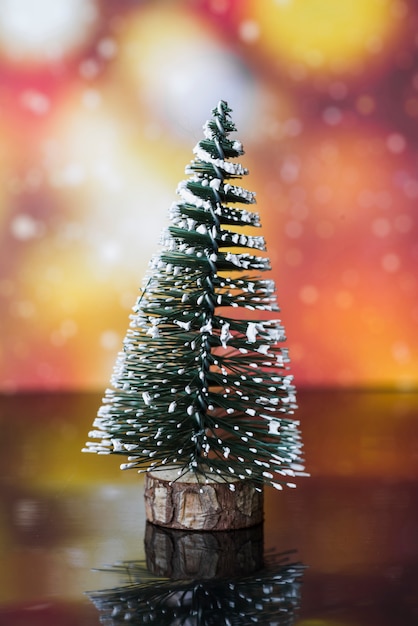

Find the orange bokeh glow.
xmin=235 ymin=0 xmax=405 ymax=77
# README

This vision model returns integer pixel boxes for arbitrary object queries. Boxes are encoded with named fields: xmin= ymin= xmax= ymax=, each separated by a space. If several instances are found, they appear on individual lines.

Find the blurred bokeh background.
xmin=0 ymin=0 xmax=417 ymax=392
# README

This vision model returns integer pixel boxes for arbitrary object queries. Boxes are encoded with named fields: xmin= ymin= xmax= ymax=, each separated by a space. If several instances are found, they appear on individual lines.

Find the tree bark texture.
xmin=144 ymin=521 xmax=264 ymax=579
xmin=144 ymin=467 xmax=263 ymax=531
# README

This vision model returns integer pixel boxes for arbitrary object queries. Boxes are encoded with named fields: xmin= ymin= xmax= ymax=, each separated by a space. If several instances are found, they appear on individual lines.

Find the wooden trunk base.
xmin=144 ymin=467 xmax=263 ymax=531
xmin=144 ymin=521 xmax=264 ymax=579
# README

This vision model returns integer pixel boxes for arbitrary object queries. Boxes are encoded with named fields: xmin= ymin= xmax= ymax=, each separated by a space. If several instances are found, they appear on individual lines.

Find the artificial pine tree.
xmin=83 ymin=101 xmax=306 ymax=528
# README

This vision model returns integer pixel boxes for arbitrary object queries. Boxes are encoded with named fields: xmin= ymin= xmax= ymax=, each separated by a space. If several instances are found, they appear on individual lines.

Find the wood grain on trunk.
xmin=144 ymin=467 xmax=263 ymax=531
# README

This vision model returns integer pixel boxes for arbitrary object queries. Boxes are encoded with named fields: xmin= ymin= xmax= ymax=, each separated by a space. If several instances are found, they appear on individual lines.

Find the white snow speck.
xmin=246 ymin=322 xmax=258 ymax=343
xmin=220 ymin=321 xmax=232 ymax=347
xmin=142 ymin=392 xmax=152 ymax=406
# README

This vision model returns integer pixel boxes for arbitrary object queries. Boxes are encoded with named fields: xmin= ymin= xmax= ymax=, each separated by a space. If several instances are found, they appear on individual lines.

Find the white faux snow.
xmin=220 ymin=321 xmax=232 ymax=347
xmin=209 ymin=178 xmax=221 ymax=191
xmin=192 ymin=144 xmax=247 ymax=175
xmin=142 ymin=392 xmax=152 ymax=406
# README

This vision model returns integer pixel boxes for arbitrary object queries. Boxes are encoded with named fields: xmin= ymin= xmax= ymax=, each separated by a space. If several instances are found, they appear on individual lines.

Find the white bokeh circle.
xmin=0 ymin=0 xmax=98 ymax=63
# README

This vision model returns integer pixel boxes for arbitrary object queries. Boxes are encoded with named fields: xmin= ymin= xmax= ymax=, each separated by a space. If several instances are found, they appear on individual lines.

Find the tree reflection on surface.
xmin=0 ymin=390 xmax=418 ymax=625
xmin=88 ymin=528 xmax=305 ymax=626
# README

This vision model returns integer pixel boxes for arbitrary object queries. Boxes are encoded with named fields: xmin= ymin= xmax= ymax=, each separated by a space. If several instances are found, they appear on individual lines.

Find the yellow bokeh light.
xmin=243 ymin=0 xmax=403 ymax=75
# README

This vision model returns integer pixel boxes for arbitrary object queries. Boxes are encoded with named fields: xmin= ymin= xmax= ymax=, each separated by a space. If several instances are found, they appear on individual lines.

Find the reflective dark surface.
xmin=0 ymin=390 xmax=418 ymax=624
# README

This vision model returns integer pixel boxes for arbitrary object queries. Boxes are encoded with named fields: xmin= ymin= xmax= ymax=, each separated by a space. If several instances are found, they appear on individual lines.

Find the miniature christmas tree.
xmin=83 ymin=101 xmax=306 ymax=523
